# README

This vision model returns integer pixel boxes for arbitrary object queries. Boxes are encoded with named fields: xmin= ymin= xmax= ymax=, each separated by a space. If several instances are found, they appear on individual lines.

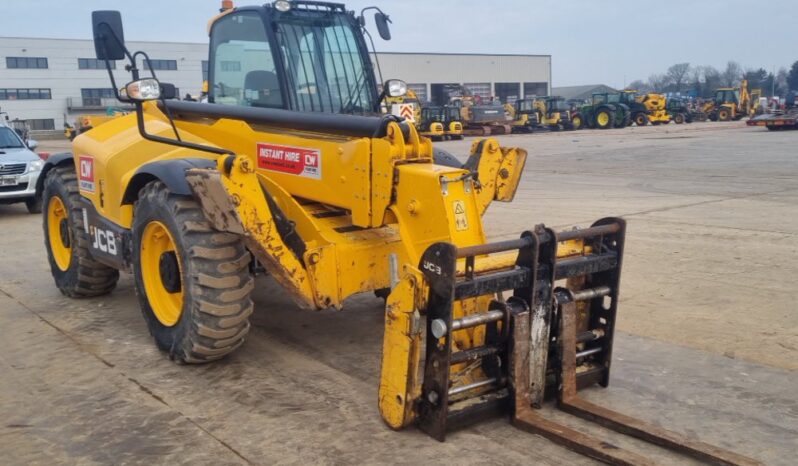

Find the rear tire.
xmin=673 ymin=113 xmax=685 ymax=124
xmin=595 ymin=108 xmax=614 ymax=129
xmin=633 ymin=113 xmax=648 ymax=127
xmin=42 ymin=166 xmax=119 ymax=297
xmin=132 ymin=181 xmax=253 ymax=363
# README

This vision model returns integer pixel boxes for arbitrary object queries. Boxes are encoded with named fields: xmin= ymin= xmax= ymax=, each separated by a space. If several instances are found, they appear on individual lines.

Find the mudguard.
xmin=122 ymin=158 xmax=217 ymax=204
xmin=36 ymin=152 xmax=74 ymax=196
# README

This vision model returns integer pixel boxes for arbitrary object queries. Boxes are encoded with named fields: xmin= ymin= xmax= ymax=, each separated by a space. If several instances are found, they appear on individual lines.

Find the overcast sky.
xmin=3 ymin=0 xmax=796 ymax=87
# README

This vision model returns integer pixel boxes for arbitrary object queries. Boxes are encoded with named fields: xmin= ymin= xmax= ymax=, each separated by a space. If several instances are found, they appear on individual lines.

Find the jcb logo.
xmin=90 ymin=226 xmax=117 ymax=256
xmin=422 ymin=261 xmax=442 ymax=275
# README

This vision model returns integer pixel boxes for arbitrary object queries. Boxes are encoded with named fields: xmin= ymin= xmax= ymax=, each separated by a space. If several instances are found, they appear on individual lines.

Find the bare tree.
xmin=721 ymin=61 xmax=743 ymax=87
xmin=647 ymin=74 xmax=670 ymax=92
xmin=666 ymin=63 xmax=691 ymax=93
xmin=627 ymin=80 xmax=651 ymax=93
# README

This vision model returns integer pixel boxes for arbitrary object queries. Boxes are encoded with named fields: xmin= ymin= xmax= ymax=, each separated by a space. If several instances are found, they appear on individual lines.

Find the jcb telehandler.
xmin=37 ymin=3 xmax=759 ymax=464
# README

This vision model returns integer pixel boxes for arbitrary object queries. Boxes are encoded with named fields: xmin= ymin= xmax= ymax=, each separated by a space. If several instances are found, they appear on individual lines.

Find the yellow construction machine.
xmin=636 ymin=92 xmax=671 ymax=125
xmin=64 ymin=109 xmax=128 ymax=140
xmin=709 ymin=79 xmax=758 ymax=121
xmin=36 ymin=3 xmax=760 ymax=465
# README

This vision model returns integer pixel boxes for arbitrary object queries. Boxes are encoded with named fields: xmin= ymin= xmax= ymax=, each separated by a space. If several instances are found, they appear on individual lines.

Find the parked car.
xmin=0 ymin=124 xmax=44 ymax=213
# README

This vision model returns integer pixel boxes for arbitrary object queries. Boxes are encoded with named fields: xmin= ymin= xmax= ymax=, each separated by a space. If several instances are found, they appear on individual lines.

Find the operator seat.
xmin=244 ymin=70 xmax=282 ymax=108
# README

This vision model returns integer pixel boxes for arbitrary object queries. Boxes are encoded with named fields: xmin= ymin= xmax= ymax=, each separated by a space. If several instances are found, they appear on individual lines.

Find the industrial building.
xmin=0 ymin=37 xmax=551 ymax=131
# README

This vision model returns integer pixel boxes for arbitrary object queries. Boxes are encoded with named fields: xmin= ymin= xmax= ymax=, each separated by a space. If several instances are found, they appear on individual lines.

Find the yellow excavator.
xmin=636 ymin=92 xmax=671 ymax=125
xmin=35 ymin=3 xmax=760 ymax=465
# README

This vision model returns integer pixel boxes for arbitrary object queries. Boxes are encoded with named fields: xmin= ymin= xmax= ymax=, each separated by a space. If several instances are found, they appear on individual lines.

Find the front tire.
xmin=673 ymin=113 xmax=685 ymax=124
xmin=718 ymin=108 xmax=731 ymax=121
xmin=42 ymin=166 xmax=119 ymax=297
xmin=26 ymin=196 xmax=42 ymax=214
xmin=132 ymin=181 xmax=253 ymax=363
xmin=633 ymin=113 xmax=648 ymax=127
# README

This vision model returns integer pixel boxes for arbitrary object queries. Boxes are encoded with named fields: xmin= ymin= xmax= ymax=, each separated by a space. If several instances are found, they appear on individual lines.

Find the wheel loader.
xmin=36 ymin=2 xmax=760 ymax=464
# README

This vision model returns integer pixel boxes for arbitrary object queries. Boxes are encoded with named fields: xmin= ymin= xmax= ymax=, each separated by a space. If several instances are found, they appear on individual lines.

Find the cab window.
xmin=210 ymin=12 xmax=283 ymax=109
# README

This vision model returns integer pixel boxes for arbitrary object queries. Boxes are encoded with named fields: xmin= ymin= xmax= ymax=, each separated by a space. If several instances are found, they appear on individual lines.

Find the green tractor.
xmin=571 ymin=93 xmax=630 ymax=130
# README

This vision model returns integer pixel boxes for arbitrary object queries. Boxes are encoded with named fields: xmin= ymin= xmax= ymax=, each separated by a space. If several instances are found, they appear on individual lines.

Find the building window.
xmin=144 ymin=59 xmax=178 ymax=71
xmin=0 ymin=88 xmax=52 ymax=100
xmin=202 ymin=60 xmax=209 ymax=81
xmin=81 ymin=88 xmax=116 ymax=106
xmin=220 ymin=60 xmax=242 ymax=72
xmin=78 ymin=58 xmax=116 ymax=70
xmin=523 ymin=82 xmax=547 ymax=98
xmin=26 ymin=119 xmax=55 ymax=131
xmin=464 ymin=83 xmax=491 ymax=100
xmin=495 ymin=82 xmax=521 ymax=104
xmin=6 ymin=57 xmax=48 ymax=69
xmin=407 ymin=83 xmax=427 ymax=102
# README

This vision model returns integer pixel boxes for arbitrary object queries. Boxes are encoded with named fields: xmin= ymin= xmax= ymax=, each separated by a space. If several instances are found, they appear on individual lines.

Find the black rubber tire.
xmin=617 ymin=111 xmax=631 ymax=128
xmin=132 ymin=181 xmax=253 ymax=363
xmin=633 ymin=113 xmax=648 ymax=127
xmin=432 ymin=148 xmax=463 ymax=168
xmin=26 ymin=196 xmax=42 ymax=214
xmin=571 ymin=115 xmax=583 ymax=130
xmin=42 ymin=165 xmax=119 ymax=297
xmin=717 ymin=108 xmax=731 ymax=122
xmin=595 ymin=108 xmax=614 ymax=129
xmin=673 ymin=113 xmax=685 ymax=124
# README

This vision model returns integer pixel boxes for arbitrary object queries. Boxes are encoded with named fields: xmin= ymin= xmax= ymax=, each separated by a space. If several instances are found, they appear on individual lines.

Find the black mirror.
xmin=375 ymin=12 xmax=391 ymax=40
xmin=160 ymin=83 xmax=177 ymax=100
xmin=92 ymin=11 xmax=126 ymax=60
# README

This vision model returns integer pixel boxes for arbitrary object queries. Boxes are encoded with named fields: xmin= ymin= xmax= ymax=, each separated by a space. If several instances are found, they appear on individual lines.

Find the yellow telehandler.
xmin=35 ymin=3 xmax=759 ymax=464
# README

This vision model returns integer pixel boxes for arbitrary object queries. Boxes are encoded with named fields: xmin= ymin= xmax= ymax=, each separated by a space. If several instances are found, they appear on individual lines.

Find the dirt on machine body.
xmin=35 ymin=2 xmax=762 ymax=465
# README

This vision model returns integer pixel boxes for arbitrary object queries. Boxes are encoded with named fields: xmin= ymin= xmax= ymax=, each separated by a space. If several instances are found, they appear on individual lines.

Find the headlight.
xmin=273 ymin=0 xmax=291 ymax=12
xmin=385 ymin=79 xmax=407 ymax=98
xmin=126 ymin=78 xmax=162 ymax=101
xmin=29 ymin=160 xmax=44 ymax=171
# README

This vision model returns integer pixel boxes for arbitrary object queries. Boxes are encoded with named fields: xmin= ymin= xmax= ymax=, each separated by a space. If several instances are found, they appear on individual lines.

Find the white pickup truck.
xmin=0 ymin=124 xmax=44 ymax=213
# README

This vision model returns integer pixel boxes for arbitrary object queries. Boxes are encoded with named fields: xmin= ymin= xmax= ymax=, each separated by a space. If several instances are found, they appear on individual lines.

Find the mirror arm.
xmin=133 ymin=101 xmax=232 ymax=156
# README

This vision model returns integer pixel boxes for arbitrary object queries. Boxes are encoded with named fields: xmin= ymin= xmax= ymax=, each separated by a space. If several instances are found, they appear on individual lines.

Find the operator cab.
xmin=715 ymin=89 xmax=740 ymax=105
xmin=208 ymin=1 xmax=399 ymax=115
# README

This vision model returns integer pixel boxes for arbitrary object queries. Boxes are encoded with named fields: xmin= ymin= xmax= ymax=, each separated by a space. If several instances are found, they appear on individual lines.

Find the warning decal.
xmin=453 ymin=200 xmax=468 ymax=231
xmin=391 ymin=103 xmax=416 ymax=123
xmin=78 ymin=155 xmax=95 ymax=193
xmin=257 ymin=143 xmax=322 ymax=180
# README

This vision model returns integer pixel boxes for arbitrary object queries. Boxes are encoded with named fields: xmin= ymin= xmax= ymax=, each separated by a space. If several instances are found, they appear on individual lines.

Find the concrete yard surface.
xmin=1 ymin=122 xmax=796 ymax=465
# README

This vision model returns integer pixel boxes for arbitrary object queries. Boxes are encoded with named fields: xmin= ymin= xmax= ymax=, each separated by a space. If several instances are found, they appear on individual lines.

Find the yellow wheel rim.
xmin=574 ymin=116 xmax=581 ymax=127
xmin=140 ymin=221 xmax=184 ymax=327
xmin=47 ymin=196 xmax=72 ymax=271
xmin=597 ymin=112 xmax=610 ymax=126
